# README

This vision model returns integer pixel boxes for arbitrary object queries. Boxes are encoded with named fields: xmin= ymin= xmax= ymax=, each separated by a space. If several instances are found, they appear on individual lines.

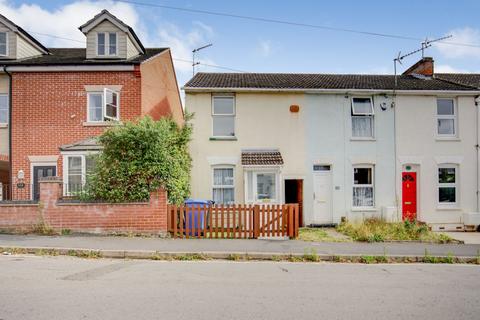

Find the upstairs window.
xmin=0 ymin=94 xmax=8 ymax=124
xmin=0 ymin=32 xmax=7 ymax=56
xmin=87 ymin=88 xmax=119 ymax=122
xmin=353 ymin=166 xmax=374 ymax=208
xmin=212 ymin=96 xmax=235 ymax=137
xmin=97 ymin=32 xmax=117 ymax=56
xmin=351 ymin=97 xmax=374 ymax=138
xmin=437 ymin=99 xmax=456 ymax=137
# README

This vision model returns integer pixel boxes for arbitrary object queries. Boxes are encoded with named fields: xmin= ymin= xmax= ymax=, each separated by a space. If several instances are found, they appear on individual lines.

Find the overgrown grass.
xmin=337 ymin=218 xmax=453 ymax=243
xmin=298 ymin=228 xmax=349 ymax=242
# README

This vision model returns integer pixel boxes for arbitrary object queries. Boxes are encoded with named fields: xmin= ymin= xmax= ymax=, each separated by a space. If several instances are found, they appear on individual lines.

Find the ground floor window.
xmin=438 ymin=165 xmax=458 ymax=205
xmin=63 ymin=154 xmax=97 ymax=195
xmin=245 ymin=170 xmax=280 ymax=203
xmin=212 ymin=167 xmax=234 ymax=204
xmin=353 ymin=165 xmax=374 ymax=208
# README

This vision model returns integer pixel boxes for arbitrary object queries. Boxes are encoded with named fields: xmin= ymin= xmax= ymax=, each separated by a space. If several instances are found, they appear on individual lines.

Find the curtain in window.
xmin=213 ymin=168 xmax=234 ymax=204
xmin=353 ymin=186 xmax=374 ymax=207
xmin=352 ymin=116 xmax=373 ymax=137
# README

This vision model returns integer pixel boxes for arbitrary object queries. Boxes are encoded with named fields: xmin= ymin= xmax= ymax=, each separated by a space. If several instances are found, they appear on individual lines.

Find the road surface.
xmin=0 ymin=255 xmax=479 ymax=319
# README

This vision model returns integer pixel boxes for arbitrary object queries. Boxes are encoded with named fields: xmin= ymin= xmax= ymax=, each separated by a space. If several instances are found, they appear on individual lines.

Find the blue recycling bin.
xmin=184 ymin=199 xmax=213 ymax=236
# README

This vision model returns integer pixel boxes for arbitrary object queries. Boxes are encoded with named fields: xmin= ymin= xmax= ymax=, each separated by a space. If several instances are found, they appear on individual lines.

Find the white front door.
xmin=313 ymin=165 xmax=332 ymax=224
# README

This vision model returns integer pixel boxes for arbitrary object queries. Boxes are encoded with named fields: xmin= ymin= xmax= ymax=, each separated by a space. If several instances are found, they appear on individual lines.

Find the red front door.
xmin=402 ymin=172 xmax=417 ymax=221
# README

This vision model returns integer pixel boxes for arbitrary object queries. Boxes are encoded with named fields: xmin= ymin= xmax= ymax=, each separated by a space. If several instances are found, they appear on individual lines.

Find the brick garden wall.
xmin=0 ymin=179 xmax=168 ymax=235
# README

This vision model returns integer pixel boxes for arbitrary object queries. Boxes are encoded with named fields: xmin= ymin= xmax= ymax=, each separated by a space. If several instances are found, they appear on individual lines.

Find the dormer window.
xmin=97 ymin=32 xmax=117 ymax=56
xmin=0 ymin=32 xmax=7 ymax=56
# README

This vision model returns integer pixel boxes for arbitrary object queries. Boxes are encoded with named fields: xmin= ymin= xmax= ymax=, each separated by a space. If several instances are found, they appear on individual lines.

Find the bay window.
xmin=245 ymin=170 xmax=280 ymax=204
xmin=353 ymin=166 xmax=374 ymax=208
xmin=87 ymin=88 xmax=119 ymax=122
xmin=63 ymin=154 xmax=97 ymax=196
xmin=438 ymin=165 xmax=458 ymax=205
xmin=212 ymin=95 xmax=235 ymax=137
xmin=212 ymin=167 xmax=234 ymax=204
xmin=351 ymin=97 xmax=374 ymax=138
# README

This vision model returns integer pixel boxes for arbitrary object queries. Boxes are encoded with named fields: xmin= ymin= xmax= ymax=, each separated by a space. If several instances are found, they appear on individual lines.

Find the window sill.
xmin=351 ymin=207 xmax=377 ymax=212
xmin=350 ymin=138 xmax=376 ymax=141
xmin=209 ymin=137 xmax=237 ymax=141
xmin=435 ymin=137 xmax=460 ymax=142
xmin=0 ymin=123 xmax=8 ymax=128
xmin=436 ymin=206 xmax=462 ymax=211
xmin=83 ymin=121 xmax=122 ymax=127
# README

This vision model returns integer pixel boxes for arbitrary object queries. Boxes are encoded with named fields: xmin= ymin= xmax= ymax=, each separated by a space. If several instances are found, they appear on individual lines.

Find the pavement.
xmin=1 ymin=234 xmax=480 ymax=260
xmin=442 ymin=232 xmax=480 ymax=244
xmin=0 ymin=255 xmax=479 ymax=320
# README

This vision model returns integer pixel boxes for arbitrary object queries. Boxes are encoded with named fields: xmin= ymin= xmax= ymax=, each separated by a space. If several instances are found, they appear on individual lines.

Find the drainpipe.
xmin=2 ymin=66 xmax=12 ymax=198
xmin=475 ymin=95 xmax=480 ymax=212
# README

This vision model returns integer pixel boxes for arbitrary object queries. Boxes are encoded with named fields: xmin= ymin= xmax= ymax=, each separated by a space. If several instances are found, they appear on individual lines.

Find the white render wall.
xmin=395 ymin=95 xmax=478 ymax=224
xmin=303 ymin=93 xmax=397 ymax=225
xmin=187 ymin=92 xmax=306 ymax=204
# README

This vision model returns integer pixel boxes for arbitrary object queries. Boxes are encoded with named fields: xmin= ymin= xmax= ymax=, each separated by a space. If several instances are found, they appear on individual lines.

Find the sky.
xmin=2 ymin=0 xmax=480 ymax=91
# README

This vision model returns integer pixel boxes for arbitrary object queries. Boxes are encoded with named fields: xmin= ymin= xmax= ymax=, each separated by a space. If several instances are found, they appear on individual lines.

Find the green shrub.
xmin=82 ymin=115 xmax=192 ymax=204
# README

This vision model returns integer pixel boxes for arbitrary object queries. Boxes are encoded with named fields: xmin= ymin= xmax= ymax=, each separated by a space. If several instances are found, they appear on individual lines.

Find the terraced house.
xmin=184 ymin=58 xmax=480 ymax=230
xmin=0 ymin=10 xmax=182 ymax=200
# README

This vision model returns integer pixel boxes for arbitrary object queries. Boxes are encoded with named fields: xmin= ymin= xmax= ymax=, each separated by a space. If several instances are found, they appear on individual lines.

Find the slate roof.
xmin=241 ymin=149 xmax=284 ymax=166
xmin=59 ymin=137 xmax=102 ymax=151
xmin=184 ymin=73 xmax=477 ymax=91
xmin=435 ymin=74 xmax=480 ymax=89
xmin=0 ymin=48 xmax=167 ymax=66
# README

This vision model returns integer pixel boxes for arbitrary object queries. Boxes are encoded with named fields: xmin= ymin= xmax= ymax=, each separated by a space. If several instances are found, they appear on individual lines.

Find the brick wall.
xmin=10 ymin=71 xmax=142 ymax=199
xmin=0 ymin=178 xmax=168 ymax=235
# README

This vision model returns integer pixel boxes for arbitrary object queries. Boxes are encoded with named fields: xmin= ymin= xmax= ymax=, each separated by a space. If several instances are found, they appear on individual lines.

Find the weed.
xmin=444 ymin=253 xmax=455 ymax=264
xmin=175 ymin=253 xmax=208 ymax=261
xmin=32 ymin=222 xmax=57 ymax=236
xmin=361 ymin=255 xmax=376 ymax=264
xmin=226 ymin=254 xmax=241 ymax=261
xmin=61 ymin=229 xmax=71 ymax=236
xmin=271 ymin=255 xmax=281 ymax=262
xmin=303 ymin=248 xmax=319 ymax=262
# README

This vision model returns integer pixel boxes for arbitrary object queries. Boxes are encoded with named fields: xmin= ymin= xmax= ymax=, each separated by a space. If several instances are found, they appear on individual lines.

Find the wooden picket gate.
xmin=167 ymin=204 xmax=299 ymax=239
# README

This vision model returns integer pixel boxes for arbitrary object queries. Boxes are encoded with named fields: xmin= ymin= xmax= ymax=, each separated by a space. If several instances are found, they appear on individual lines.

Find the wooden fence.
xmin=167 ymin=204 xmax=299 ymax=239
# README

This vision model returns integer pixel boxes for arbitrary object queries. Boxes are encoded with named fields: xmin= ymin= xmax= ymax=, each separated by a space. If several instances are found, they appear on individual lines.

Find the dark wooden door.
xmin=33 ymin=166 xmax=56 ymax=200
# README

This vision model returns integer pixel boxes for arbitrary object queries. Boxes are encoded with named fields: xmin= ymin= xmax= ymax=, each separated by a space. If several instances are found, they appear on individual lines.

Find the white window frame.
xmin=351 ymin=97 xmax=375 ymax=139
xmin=87 ymin=89 xmax=120 ymax=122
xmin=211 ymin=95 xmax=235 ymax=138
xmin=437 ymin=164 xmax=459 ymax=207
xmin=244 ymin=168 xmax=281 ymax=204
xmin=0 ymin=94 xmax=8 ymax=125
xmin=0 ymin=32 xmax=8 ymax=57
xmin=436 ymin=98 xmax=457 ymax=138
xmin=62 ymin=152 xmax=98 ymax=196
xmin=212 ymin=166 xmax=235 ymax=205
xmin=352 ymin=165 xmax=375 ymax=209
xmin=96 ymin=32 xmax=118 ymax=57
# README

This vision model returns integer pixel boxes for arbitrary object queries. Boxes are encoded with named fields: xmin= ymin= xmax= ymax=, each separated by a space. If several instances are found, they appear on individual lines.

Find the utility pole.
xmin=192 ymin=43 xmax=213 ymax=76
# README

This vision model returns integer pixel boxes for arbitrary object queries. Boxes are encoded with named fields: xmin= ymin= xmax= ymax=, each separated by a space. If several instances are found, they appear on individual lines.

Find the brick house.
xmin=0 ymin=10 xmax=183 ymax=200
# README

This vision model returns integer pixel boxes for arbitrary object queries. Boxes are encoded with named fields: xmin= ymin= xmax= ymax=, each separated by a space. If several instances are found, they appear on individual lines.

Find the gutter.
xmin=476 ymin=96 xmax=480 ymax=212
xmin=183 ymin=87 xmax=480 ymax=96
xmin=2 ymin=65 xmax=12 ymax=198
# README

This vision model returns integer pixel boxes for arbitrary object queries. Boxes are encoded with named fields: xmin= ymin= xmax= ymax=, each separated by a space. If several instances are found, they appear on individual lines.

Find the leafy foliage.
xmin=84 ymin=115 xmax=192 ymax=204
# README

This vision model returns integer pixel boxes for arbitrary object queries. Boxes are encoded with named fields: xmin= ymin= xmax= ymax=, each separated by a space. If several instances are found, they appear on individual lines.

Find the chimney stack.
xmin=402 ymin=57 xmax=434 ymax=77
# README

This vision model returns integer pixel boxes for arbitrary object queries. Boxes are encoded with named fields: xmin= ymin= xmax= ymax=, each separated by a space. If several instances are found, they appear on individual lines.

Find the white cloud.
xmin=258 ymin=40 xmax=272 ymax=57
xmin=153 ymin=22 xmax=215 ymax=74
xmin=0 ymin=0 xmax=140 ymax=47
xmin=434 ymin=27 xmax=480 ymax=59
xmin=435 ymin=64 xmax=471 ymax=73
